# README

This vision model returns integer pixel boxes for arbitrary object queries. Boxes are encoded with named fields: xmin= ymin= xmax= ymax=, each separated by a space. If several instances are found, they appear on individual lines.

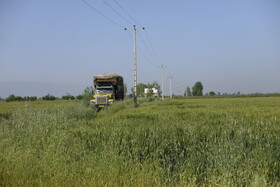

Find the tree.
xmin=146 ymin=89 xmax=153 ymax=97
xmin=42 ymin=94 xmax=56 ymax=101
xmin=147 ymin=81 xmax=160 ymax=90
xmin=62 ymin=94 xmax=75 ymax=100
xmin=23 ymin=96 xmax=37 ymax=101
xmin=29 ymin=96 xmax=37 ymax=101
xmin=131 ymin=83 xmax=147 ymax=97
xmin=192 ymin=81 xmax=203 ymax=96
xmin=137 ymin=83 xmax=147 ymax=97
xmin=5 ymin=95 xmax=37 ymax=102
xmin=209 ymin=91 xmax=216 ymax=96
xmin=5 ymin=94 xmax=16 ymax=102
xmin=75 ymin=95 xmax=83 ymax=100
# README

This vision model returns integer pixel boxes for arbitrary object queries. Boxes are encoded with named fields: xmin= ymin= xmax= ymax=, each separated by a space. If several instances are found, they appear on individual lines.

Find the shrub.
xmin=62 ymin=94 xmax=75 ymax=100
xmin=5 ymin=95 xmax=27 ymax=102
xmin=75 ymin=95 xmax=83 ymax=100
xmin=209 ymin=91 xmax=216 ymax=96
xmin=42 ymin=94 xmax=56 ymax=101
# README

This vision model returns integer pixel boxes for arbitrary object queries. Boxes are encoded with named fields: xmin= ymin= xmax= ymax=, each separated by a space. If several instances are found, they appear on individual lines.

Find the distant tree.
xmin=147 ymin=81 xmax=160 ymax=90
xmin=146 ymin=89 xmax=153 ymax=97
xmin=209 ymin=91 xmax=216 ymax=96
xmin=16 ymin=96 xmax=23 ymax=101
xmin=5 ymin=95 xmax=37 ymax=102
xmin=29 ymin=96 xmax=37 ymax=101
xmin=138 ymin=83 xmax=147 ymax=97
xmin=75 ymin=95 xmax=83 ymax=100
xmin=62 ymin=94 xmax=75 ymax=100
xmin=5 ymin=94 xmax=16 ymax=102
xmin=192 ymin=81 xmax=203 ymax=96
xmin=132 ymin=83 xmax=147 ymax=97
xmin=42 ymin=94 xmax=56 ymax=101
xmin=23 ymin=96 xmax=29 ymax=101
xmin=25 ymin=96 xmax=37 ymax=101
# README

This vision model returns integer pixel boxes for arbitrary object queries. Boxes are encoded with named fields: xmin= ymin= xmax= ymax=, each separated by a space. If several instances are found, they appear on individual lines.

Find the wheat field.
xmin=0 ymin=97 xmax=279 ymax=186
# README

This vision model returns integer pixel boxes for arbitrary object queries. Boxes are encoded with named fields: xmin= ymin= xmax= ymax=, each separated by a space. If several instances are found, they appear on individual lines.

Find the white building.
xmin=144 ymin=88 xmax=160 ymax=97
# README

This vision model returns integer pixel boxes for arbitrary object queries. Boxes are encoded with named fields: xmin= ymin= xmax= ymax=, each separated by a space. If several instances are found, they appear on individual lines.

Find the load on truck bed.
xmin=90 ymin=73 xmax=124 ymax=108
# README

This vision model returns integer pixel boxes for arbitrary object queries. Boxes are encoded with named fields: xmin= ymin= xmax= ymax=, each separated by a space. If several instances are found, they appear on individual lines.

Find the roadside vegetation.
xmin=0 ymin=97 xmax=279 ymax=186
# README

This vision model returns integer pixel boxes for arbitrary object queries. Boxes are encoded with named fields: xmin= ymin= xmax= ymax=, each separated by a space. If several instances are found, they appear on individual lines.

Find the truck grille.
xmin=96 ymin=96 xmax=107 ymax=105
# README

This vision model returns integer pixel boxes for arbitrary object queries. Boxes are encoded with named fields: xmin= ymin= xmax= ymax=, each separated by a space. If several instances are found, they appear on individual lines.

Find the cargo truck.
xmin=90 ymin=73 xmax=124 ymax=108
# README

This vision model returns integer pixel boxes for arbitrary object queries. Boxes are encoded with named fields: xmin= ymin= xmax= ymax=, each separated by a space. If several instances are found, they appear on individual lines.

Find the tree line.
xmin=185 ymin=81 xmax=233 ymax=96
xmin=3 ymin=93 xmax=84 ymax=102
xmin=3 ymin=81 xmax=278 ymax=102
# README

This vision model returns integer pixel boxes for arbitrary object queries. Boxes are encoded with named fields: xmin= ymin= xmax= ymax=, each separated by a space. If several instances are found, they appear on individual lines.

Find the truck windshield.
xmin=96 ymin=87 xmax=113 ymax=94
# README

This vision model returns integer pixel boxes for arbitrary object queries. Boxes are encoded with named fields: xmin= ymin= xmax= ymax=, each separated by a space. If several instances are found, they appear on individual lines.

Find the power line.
xmin=138 ymin=32 xmax=160 ymax=66
xmin=137 ymin=28 xmax=163 ymax=69
xmin=111 ymin=0 xmax=160 ymax=64
xmin=173 ymin=80 xmax=188 ymax=96
xmin=80 ymin=0 xmax=168 ymax=92
xmin=138 ymin=45 xmax=158 ymax=69
xmin=80 ymin=0 xmax=125 ymax=29
xmin=101 ymin=0 xmax=133 ymax=25
xmin=112 ymin=0 xmax=143 ymax=27
xmin=85 ymin=0 xmax=162 ymax=70
xmin=144 ymin=30 xmax=161 ymax=61
xmin=80 ymin=0 xmax=156 ymax=67
xmin=126 ymin=30 xmax=158 ymax=69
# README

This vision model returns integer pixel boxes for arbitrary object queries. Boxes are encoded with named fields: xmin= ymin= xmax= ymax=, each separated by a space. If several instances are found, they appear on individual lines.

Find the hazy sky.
xmin=1 ymin=0 xmax=280 ymax=97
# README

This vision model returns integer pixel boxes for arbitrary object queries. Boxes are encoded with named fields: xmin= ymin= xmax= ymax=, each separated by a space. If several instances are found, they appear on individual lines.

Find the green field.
xmin=0 ymin=97 xmax=279 ymax=186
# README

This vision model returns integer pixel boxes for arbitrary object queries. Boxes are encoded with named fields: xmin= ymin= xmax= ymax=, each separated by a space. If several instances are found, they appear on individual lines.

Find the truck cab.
xmin=89 ymin=73 xmax=124 ymax=109
xmin=90 ymin=86 xmax=114 ymax=108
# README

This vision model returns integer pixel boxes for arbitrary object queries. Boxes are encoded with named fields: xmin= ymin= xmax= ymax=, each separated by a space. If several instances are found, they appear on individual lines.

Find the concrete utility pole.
xmin=159 ymin=65 xmax=167 ymax=100
xmin=125 ymin=25 xmax=144 ymax=107
xmin=133 ymin=25 xmax=137 ymax=107
xmin=167 ymin=76 xmax=173 ymax=99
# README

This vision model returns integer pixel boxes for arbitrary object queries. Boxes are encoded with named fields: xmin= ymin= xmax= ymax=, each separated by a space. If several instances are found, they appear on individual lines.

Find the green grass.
xmin=0 ymin=100 xmax=80 ymax=120
xmin=0 ymin=97 xmax=279 ymax=186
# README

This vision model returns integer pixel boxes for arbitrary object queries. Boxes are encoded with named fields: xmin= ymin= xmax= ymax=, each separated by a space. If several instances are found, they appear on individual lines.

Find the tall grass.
xmin=0 ymin=97 xmax=279 ymax=186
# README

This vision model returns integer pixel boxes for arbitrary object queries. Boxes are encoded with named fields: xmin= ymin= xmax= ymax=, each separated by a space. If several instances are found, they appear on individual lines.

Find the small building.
xmin=144 ymin=88 xmax=160 ymax=97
